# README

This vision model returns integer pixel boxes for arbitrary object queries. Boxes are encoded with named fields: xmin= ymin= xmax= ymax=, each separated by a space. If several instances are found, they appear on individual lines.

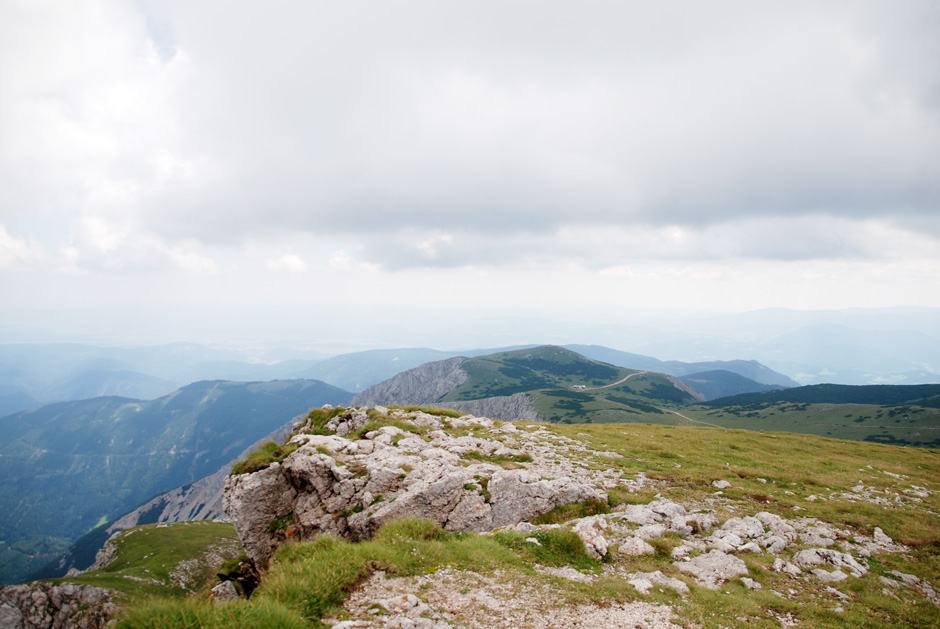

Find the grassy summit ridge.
xmin=97 ymin=408 xmax=940 ymax=628
xmin=440 ymin=346 xmax=698 ymax=415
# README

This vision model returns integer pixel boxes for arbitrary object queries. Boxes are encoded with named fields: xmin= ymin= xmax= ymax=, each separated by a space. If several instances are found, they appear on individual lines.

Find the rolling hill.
xmin=353 ymin=346 xmax=710 ymax=423
xmin=678 ymin=370 xmax=784 ymax=401
xmin=565 ymin=344 xmax=798 ymax=387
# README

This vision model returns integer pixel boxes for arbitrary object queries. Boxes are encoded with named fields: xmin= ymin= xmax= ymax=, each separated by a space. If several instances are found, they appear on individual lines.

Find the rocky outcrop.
xmin=352 ymin=358 xmax=469 ymax=407
xmin=0 ymin=582 xmax=117 ymax=629
xmin=224 ymin=406 xmax=606 ymax=566
xmin=440 ymin=393 xmax=539 ymax=421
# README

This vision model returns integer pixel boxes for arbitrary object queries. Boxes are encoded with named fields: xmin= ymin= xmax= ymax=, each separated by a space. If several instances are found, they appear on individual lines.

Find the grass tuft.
xmin=532 ymin=499 xmax=611 ymax=525
xmin=231 ymin=441 xmax=299 ymax=476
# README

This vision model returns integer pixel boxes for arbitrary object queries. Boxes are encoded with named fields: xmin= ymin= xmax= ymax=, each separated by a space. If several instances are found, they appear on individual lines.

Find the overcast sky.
xmin=1 ymin=1 xmax=938 ymax=349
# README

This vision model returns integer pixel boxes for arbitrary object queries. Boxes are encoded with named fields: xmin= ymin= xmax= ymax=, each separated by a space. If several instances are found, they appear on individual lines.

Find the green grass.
xmin=115 ymin=596 xmax=310 ymax=629
xmin=555 ymin=422 xmax=940 ymax=626
xmin=689 ymin=402 xmax=940 ymax=448
xmin=231 ymin=441 xmax=300 ymax=475
xmin=532 ymin=498 xmax=611 ymax=525
xmin=113 ymin=518 xmax=598 ymax=628
xmin=49 ymin=521 xmax=241 ymax=601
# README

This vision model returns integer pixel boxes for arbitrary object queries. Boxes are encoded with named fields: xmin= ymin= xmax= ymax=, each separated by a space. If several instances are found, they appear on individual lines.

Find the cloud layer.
xmin=1 ymin=0 xmax=938 ymax=342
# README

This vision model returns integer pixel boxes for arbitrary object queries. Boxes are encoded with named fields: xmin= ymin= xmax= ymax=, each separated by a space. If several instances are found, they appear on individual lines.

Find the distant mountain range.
xmin=0 ymin=378 xmax=351 ymax=587
xmin=0 ymin=342 xmax=799 ymax=418
xmin=563 ymin=345 xmax=798 ymax=387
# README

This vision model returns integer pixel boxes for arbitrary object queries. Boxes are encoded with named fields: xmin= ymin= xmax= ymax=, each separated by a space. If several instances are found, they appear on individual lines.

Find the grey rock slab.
xmin=618 ymin=537 xmax=657 ymax=556
xmin=792 ymin=548 xmax=867 ymax=578
xmin=674 ymin=549 xmax=748 ymax=589
xmin=210 ymin=581 xmax=241 ymax=602
xmin=812 ymin=569 xmax=848 ymax=583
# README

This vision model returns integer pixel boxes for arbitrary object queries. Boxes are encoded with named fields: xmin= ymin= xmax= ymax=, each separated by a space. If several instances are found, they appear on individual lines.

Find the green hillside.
xmin=0 ymin=379 xmax=351 ymax=586
xmin=443 ymin=350 xmax=939 ymax=446
xmin=706 ymin=383 xmax=940 ymax=408
xmin=679 ymin=370 xmax=783 ymax=401
xmin=47 ymin=521 xmax=241 ymax=601
xmin=440 ymin=346 xmax=698 ymax=420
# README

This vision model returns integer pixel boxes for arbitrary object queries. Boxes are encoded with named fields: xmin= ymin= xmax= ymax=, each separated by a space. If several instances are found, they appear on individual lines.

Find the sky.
xmin=0 ymin=1 xmax=938 ymax=350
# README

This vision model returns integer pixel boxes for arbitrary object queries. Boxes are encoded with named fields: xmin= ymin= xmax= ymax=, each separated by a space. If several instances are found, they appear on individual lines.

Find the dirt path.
xmin=663 ymin=408 xmax=726 ymax=429
xmin=583 ymin=371 xmax=647 ymax=390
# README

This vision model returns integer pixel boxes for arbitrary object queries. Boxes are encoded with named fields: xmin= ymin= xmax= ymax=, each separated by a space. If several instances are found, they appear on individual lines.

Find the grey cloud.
xmin=340 ymin=214 xmax=930 ymax=272
xmin=130 ymin=0 xmax=939 ymax=248
xmin=3 ymin=1 xmax=939 ymax=262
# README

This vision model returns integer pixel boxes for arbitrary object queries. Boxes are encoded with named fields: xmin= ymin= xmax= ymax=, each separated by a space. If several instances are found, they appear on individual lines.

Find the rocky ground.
xmin=223 ymin=406 xmax=940 ymax=627
xmin=4 ymin=405 xmax=937 ymax=627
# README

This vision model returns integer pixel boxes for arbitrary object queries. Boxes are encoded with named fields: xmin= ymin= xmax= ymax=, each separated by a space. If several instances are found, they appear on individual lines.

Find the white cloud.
xmin=0 ymin=224 xmax=45 ymax=269
xmin=266 ymin=254 xmax=307 ymax=273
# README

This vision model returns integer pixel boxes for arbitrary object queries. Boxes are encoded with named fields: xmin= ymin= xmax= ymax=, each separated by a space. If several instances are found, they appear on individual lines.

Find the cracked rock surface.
xmin=224 ymin=407 xmax=608 ymax=566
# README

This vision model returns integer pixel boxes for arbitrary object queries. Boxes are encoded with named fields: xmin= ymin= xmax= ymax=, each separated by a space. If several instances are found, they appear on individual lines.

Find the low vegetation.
xmin=230 ymin=441 xmax=299 ymax=476
xmin=114 ymin=518 xmax=596 ymax=628
xmin=49 ymin=521 xmax=241 ymax=601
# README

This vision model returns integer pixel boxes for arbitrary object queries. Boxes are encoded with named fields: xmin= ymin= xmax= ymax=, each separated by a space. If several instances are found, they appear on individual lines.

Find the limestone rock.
xmin=772 ymin=558 xmax=801 ymax=576
xmin=351 ymin=358 xmax=470 ymax=407
xmin=0 ymin=582 xmax=117 ymax=629
xmin=572 ymin=517 xmax=609 ymax=560
xmin=741 ymin=577 xmax=763 ymax=591
xmin=792 ymin=548 xmax=867 ymax=578
xmin=628 ymin=571 xmax=690 ymax=595
xmin=224 ymin=407 xmax=606 ymax=566
xmin=674 ymin=549 xmax=748 ymax=589
xmin=210 ymin=580 xmax=241 ymax=602
xmin=812 ymin=569 xmax=847 ymax=583
xmin=223 ymin=463 xmax=299 ymax=566
xmin=442 ymin=393 xmax=540 ymax=422
xmin=618 ymin=537 xmax=657 ymax=556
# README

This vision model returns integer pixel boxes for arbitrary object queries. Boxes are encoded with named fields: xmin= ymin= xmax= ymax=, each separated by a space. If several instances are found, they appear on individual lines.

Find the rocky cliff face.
xmin=0 ymin=582 xmax=116 ymax=629
xmin=350 ymin=358 xmax=542 ymax=421
xmin=351 ymin=357 xmax=469 ymax=407
xmin=440 ymin=393 xmax=539 ymax=421
xmin=223 ymin=406 xmax=609 ymax=566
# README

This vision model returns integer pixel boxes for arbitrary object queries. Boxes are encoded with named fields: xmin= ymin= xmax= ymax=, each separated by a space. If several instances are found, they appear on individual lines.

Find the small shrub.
xmin=305 ymin=406 xmax=347 ymax=434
